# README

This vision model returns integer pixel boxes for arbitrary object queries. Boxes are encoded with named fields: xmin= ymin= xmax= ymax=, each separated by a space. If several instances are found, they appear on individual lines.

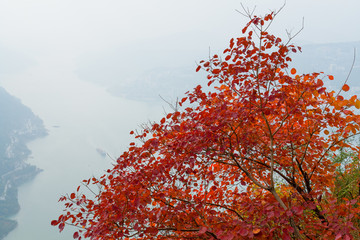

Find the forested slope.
xmin=0 ymin=87 xmax=47 ymax=239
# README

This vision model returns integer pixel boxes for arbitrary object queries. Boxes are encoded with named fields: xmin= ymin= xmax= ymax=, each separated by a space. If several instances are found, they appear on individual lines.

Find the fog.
xmin=1 ymin=0 xmax=359 ymax=97
xmin=0 ymin=0 xmax=359 ymax=239
xmin=1 ymin=0 xmax=359 ymax=92
xmin=1 ymin=0 xmax=360 ymax=73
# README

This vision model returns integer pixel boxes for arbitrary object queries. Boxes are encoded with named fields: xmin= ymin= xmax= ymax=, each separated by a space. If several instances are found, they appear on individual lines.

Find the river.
xmin=1 ymin=55 xmax=164 ymax=239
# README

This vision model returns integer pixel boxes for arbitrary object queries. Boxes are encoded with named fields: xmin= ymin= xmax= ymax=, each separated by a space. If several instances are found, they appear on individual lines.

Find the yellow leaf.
xmin=253 ymin=229 xmax=261 ymax=234
xmin=355 ymin=100 xmax=360 ymax=109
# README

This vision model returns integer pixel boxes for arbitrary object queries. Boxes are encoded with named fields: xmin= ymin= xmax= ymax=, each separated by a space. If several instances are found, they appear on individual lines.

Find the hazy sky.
xmin=0 ymin=0 xmax=359 ymax=58
xmin=0 ymin=0 xmax=359 ymax=94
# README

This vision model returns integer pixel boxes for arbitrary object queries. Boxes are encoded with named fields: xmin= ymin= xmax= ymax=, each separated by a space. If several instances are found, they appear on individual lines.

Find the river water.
xmin=1 ymin=55 xmax=164 ymax=239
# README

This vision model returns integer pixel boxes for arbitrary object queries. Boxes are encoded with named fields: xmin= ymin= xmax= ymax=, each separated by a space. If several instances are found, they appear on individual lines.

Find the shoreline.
xmin=0 ymin=86 xmax=48 ymax=240
xmin=0 ymin=147 xmax=46 ymax=240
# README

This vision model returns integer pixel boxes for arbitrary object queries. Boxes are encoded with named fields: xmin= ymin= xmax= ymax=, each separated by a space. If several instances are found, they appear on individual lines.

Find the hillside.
xmin=75 ymin=41 xmax=360 ymax=104
xmin=0 ymin=87 xmax=47 ymax=239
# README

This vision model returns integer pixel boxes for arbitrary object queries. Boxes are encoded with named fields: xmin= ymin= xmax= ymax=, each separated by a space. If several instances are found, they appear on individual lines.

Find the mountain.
xmin=106 ymin=66 xmax=205 ymax=103
xmin=0 ymin=87 xmax=47 ymax=239
xmin=76 ymin=41 xmax=360 ymax=104
xmin=292 ymin=41 xmax=360 ymax=91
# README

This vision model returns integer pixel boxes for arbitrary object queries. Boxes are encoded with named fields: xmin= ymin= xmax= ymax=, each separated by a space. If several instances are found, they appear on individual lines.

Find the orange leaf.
xmin=328 ymin=75 xmax=334 ymax=80
xmin=355 ymin=100 xmax=360 ymax=109
xmin=290 ymin=68 xmax=296 ymax=75
xmin=324 ymin=130 xmax=329 ymax=135
xmin=253 ymin=229 xmax=261 ymax=234
xmin=342 ymin=84 xmax=350 ymax=92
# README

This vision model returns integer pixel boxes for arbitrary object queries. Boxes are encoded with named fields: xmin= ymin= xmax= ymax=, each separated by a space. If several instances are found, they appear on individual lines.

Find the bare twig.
xmin=335 ymin=48 xmax=356 ymax=97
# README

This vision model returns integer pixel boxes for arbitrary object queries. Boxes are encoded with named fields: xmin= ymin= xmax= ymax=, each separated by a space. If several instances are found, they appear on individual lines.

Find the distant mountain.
xmin=106 ymin=66 xmax=205 ymax=103
xmin=0 ymin=87 xmax=47 ymax=239
xmin=76 ymin=41 xmax=360 ymax=104
xmin=291 ymin=41 xmax=360 ymax=90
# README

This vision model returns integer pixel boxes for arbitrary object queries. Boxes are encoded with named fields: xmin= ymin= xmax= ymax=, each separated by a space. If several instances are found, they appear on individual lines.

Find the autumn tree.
xmin=52 ymin=9 xmax=360 ymax=240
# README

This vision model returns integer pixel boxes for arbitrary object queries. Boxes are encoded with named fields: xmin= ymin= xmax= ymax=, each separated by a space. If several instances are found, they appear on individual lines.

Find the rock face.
xmin=0 ymin=87 xmax=47 ymax=239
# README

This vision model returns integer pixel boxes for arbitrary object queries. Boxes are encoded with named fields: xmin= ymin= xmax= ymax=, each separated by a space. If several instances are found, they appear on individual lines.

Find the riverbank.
xmin=0 ymin=87 xmax=47 ymax=239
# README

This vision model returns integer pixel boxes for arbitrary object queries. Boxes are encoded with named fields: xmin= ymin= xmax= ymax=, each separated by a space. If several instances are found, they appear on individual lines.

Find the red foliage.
xmin=53 ymin=12 xmax=360 ymax=239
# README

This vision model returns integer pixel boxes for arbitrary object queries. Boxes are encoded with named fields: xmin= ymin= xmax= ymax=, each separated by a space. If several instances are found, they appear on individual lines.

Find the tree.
xmin=52 ymin=9 xmax=360 ymax=240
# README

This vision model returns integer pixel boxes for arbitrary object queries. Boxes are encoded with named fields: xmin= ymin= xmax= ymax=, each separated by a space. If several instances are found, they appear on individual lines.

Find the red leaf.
xmin=335 ymin=233 xmax=342 ymax=240
xmin=70 ymin=193 xmax=76 ymax=199
xmin=350 ymin=199 xmax=357 ymax=205
xmin=342 ymin=84 xmax=350 ymax=92
xmin=198 ymin=226 xmax=207 ymax=234
xmin=282 ymin=233 xmax=291 ymax=240
xmin=286 ymin=210 xmax=292 ymax=217
xmin=212 ymin=69 xmax=221 ymax=74
xmin=51 ymin=220 xmax=58 ymax=226
xmin=239 ymin=228 xmax=248 ymax=237
xmin=73 ymin=232 xmax=79 ymax=239
xmin=292 ymin=206 xmax=303 ymax=215
xmin=59 ymin=223 xmax=65 ymax=232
